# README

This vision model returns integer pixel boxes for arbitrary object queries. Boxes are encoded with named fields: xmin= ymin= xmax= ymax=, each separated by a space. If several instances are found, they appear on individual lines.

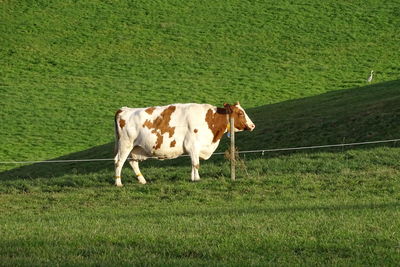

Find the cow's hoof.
xmin=115 ymin=183 xmax=124 ymax=187
xmin=138 ymin=177 xmax=147 ymax=184
xmin=115 ymin=177 xmax=123 ymax=187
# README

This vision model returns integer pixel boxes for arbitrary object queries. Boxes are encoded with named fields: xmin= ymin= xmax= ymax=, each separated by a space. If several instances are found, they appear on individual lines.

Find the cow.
xmin=113 ymin=102 xmax=255 ymax=186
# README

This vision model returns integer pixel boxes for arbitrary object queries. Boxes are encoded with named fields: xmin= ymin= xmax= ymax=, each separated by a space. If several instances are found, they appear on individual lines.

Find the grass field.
xmin=1 ymin=0 xmax=400 ymax=163
xmin=1 ymin=147 xmax=400 ymax=265
xmin=1 ymin=0 xmax=400 ymax=265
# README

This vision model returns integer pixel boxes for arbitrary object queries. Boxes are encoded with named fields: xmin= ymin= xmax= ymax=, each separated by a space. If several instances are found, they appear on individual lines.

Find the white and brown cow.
xmin=114 ymin=102 xmax=255 ymax=186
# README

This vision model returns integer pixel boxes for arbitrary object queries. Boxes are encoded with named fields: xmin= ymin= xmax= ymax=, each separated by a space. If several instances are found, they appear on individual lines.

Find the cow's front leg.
xmin=128 ymin=159 xmax=147 ymax=184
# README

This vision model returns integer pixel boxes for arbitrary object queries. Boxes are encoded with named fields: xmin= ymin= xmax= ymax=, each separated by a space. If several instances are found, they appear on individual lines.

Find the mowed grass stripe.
xmin=1 ymin=191 xmax=399 ymax=265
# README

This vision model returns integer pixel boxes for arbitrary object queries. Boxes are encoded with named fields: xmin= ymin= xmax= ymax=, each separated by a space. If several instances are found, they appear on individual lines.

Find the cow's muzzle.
xmin=246 ymin=124 xmax=255 ymax=131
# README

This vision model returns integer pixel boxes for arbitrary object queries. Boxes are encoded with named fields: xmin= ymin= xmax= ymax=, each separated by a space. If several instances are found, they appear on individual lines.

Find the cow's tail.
xmin=114 ymin=109 xmax=122 ymax=157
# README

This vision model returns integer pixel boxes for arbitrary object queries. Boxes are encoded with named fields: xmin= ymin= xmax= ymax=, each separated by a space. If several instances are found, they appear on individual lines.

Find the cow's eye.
xmin=238 ymin=111 xmax=244 ymax=116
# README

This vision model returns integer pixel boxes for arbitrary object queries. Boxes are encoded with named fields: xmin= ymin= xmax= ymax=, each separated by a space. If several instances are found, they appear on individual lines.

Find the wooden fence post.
xmin=230 ymin=117 xmax=235 ymax=181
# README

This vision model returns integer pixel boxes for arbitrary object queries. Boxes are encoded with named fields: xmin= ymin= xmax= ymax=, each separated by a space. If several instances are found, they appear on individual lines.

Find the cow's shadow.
xmin=1 ymin=80 xmax=399 ymax=181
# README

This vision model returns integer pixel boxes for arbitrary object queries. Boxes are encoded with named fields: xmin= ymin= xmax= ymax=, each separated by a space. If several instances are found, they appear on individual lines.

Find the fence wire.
xmin=0 ymin=138 xmax=399 ymax=165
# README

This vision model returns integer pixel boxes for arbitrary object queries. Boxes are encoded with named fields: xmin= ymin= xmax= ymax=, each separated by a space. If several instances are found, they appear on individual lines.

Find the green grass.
xmin=0 ymin=147 xmax=400 ymax=265
xmin=1 ymin=0 xmax=400 ymax=265
xmin=1 ymin=196 xmax=399 ymax=266
xmin=1 ymin=0 xmax=400 ymax=163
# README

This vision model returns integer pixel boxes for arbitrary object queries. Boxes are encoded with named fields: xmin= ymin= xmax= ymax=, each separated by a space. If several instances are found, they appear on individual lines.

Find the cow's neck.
xmin=216 ymin=107 xmax=230 ymax=131
xmin=206 ymin=107 xmax=230 ymax=143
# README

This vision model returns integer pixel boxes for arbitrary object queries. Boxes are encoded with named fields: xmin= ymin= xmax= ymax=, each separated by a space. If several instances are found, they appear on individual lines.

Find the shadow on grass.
xmin=231 ymin=79 xmax=400 ymax=151
xmin=1 ymin=80 xmax=399 ymax=180
xmin=0 ymin=143 xmax=115 ymax=181
xmin=0 ymin=142 xmax=196 ymax=181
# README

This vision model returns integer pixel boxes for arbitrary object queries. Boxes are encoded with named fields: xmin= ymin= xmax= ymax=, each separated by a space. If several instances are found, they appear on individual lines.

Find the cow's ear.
xmin=224 ymin=103 xmax=233 ymax=114
xmin=235 ymin=101 xmax=240 ymax=106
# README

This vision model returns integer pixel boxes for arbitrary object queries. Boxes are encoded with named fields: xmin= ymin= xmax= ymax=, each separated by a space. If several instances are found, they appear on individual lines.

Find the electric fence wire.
xmin=0 ymin=138 xmax=399 ymax=165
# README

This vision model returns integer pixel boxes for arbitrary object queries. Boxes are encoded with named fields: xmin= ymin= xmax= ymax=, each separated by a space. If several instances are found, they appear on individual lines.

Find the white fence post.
xmin=230 ymin=117 xmax=235 ymax=181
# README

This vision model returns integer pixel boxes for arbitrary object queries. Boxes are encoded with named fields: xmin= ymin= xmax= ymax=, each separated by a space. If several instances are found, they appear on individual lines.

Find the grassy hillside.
xmin=1 ymin=79 xmax=399 ymax=179
xmin=1 ymin=1 xmax=400 ymax=265
xmin=1 ymin=0 xmax=400 ymax=164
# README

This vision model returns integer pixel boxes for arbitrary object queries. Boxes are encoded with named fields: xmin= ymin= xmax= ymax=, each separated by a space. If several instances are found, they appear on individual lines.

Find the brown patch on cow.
xmin=119 ymin=119 xmax=126 ymax=129
xmin=170 ymin=140 xmax=176 ymax=147
xmin=115 ymin=109 xmax=123 ymax=117
xmin=142 ymin=105 xmax=177 ymax=149
xmin=115 ymin=109 xmax=126 ymax=129
xmin=194 ymin=129 xmax=198 ymax=133
xmin=145 ymin=107 xmax=156 ymax=115
xmin=142 ymin=120 xmax=153 ymax=130
xmin=205 ymin=108 xmax=229 ymax=143
xmin=154 ymin=132 xmax=163 ymax=149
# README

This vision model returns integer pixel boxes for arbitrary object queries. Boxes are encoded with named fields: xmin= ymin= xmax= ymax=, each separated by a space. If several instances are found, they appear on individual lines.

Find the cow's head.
xmin=224 ymin=102 xmax=255 ymax=132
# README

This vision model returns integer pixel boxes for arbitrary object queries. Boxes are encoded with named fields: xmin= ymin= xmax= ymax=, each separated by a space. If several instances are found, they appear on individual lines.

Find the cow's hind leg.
xmin=185 ymin=139 xmax=201 ymax=182
xmin=189 ymin=151 xmax=201 ymax=182
xmin=114 ymin=143 xmax=133 ymax=187
xmin=128 ymin=160 xmax=147 ymax=184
